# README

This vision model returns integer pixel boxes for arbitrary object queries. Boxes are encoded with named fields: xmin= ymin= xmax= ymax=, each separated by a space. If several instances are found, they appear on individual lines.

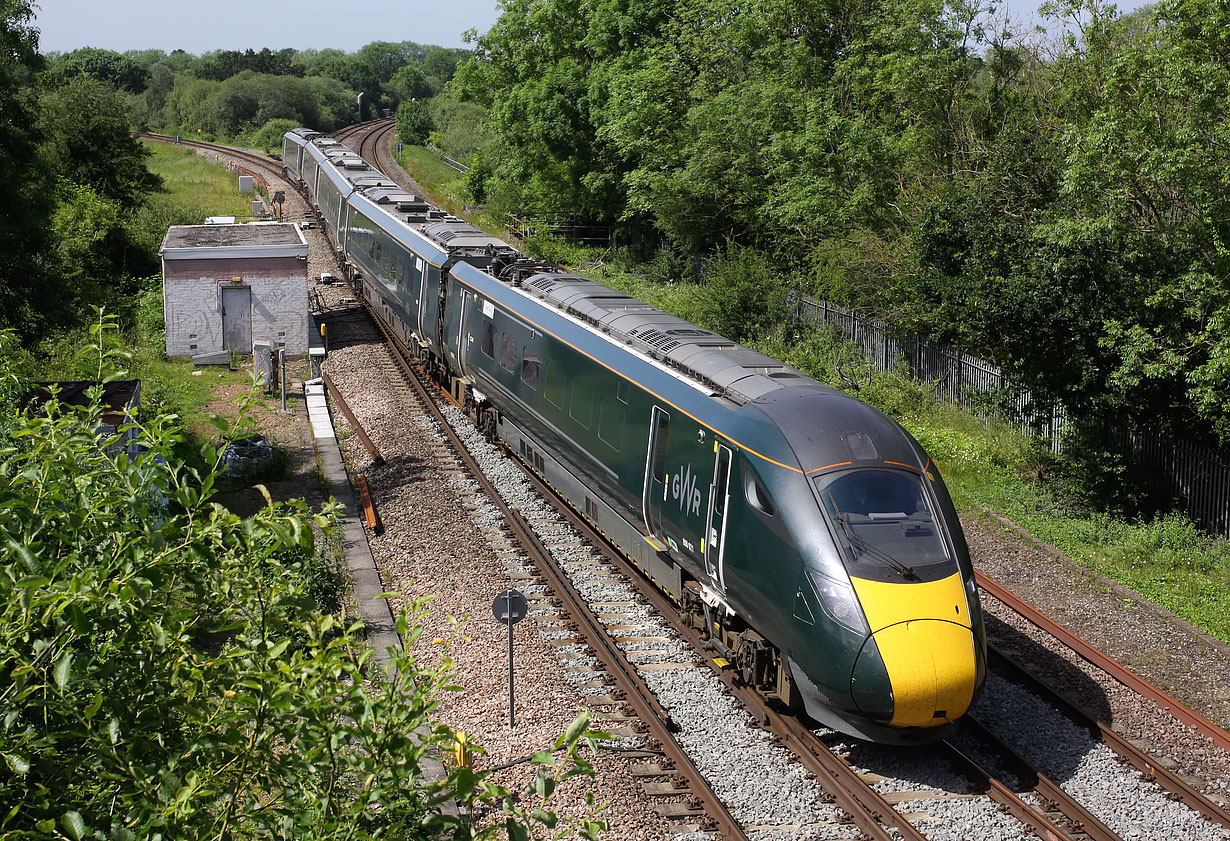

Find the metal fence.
xmin=505 ymin=212 xmax=614 ymax=247
xmin=790 ymin=294 xmax=1067 ymax=442
xmin=426 ymin=143 xmax=470 ymax=174
xmin=790 ymin=294 xmax=1230 ymax=537
xmin=1112 ymin=425 xmax=1230 ymax=538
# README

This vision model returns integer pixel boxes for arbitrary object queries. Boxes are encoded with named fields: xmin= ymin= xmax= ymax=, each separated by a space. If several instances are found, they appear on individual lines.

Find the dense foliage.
xmin=0 ymin=24 xmax=473 ymax=342
xmin=0 ymin=325 xmax=609 ymax=839
xmin=42 ymin=41 xmax=473 ymax=138
xmin=451 ymin=0 xmax=1230 ymax=451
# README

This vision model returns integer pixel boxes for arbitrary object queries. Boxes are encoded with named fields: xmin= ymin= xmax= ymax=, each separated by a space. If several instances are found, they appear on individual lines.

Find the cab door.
xmin=704 ymin=443 xmax=733 ymax=590
xmin=642 ymin=406 xmax=669 ymax=539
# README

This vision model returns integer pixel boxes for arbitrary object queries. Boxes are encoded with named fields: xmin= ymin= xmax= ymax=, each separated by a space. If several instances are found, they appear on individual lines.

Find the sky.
xmin=32 ymin=0 xmax=1151 ymax=57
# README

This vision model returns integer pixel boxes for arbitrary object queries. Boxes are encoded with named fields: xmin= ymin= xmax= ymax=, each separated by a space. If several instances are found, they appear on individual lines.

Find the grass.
xmin=144 ymin=140 xmax=267 ymax=217
xmin=392 ymin=143 xmax=508 ymax=236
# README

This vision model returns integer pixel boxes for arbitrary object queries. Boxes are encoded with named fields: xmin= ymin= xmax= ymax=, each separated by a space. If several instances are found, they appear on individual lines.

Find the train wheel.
xmin=735 ymin=632 xmax=773 ymax=690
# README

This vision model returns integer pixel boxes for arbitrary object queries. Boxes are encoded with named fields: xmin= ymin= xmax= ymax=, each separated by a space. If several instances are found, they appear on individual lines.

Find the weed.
xmin=309 ymin=457 xmax=331 ymax=497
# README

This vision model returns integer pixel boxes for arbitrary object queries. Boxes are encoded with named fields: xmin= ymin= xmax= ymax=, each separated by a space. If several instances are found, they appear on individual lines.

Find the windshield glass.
xmin=816 ymin=469 xmax=951 ymax=580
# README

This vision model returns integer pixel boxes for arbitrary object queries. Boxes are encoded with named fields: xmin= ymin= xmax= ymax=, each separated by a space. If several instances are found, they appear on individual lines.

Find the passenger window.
xmin=481 ymin=322 xmax=494 ymax=358
xmin=500 ymin=333 xmax=517 ymax=372
xmin=652 ymin=411 xmax=669 ymax=482
xmin=521 ymin=348 xmax=540 ymax=389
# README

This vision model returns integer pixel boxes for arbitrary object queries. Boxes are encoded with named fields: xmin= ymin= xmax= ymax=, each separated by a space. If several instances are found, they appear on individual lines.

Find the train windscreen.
xmin=815 ymin=469 xmax=951 ymax=581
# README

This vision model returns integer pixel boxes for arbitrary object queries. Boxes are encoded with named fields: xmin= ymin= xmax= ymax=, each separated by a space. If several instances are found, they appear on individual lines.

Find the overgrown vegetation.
xmin=443 ymin=0 xmax=1230 ymax=462
xmin=0 ymin=326 xmax=609 ymax=839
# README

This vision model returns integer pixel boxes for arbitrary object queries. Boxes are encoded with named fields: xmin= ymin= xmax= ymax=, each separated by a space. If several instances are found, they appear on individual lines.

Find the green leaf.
xmin=529 ymin=808 xmax=557 ymax=828
xmin=3 ymin=753 xmax=29 ymax=775
xmin=53 ymin=650 xmax=73 ymax=690
xmin=560 ymin=711 xmax=589 ymax=748
xmin=504 ymin=817 xmax=530 ymax=841
xmin=60 ymin=811 xmax=85 ymax=841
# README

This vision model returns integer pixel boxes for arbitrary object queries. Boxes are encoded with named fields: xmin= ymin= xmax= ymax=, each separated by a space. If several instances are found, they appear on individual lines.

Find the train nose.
xmin=852 ymin=619 xmax=976 ymax=727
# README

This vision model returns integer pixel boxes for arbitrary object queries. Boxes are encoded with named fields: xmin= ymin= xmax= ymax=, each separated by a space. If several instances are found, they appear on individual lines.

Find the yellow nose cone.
xmin=873 ymin=619 xmax=976 ymax=727
xmin=850 ymin=572 xmax=977 ymax=728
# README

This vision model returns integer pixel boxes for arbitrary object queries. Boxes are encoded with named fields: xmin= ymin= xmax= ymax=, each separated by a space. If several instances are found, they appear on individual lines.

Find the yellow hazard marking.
xmin=713 ymin=658 xmax=729 ymax=668
xmin=851 ymin=573 xmax=975 ymax=728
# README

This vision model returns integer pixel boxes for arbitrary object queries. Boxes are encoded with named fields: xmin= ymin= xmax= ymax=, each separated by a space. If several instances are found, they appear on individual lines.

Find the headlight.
xmin=807 ymin=569 xmax=869 ymax=636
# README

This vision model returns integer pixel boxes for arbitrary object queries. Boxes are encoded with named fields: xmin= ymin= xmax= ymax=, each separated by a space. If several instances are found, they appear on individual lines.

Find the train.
xmin=282 ymin=127 xmax=987 ymax=744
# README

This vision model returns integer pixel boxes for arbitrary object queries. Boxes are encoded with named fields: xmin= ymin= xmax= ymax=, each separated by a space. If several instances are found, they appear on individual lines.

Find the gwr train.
xmin=282 ymin=127 xmax=987 ymax=743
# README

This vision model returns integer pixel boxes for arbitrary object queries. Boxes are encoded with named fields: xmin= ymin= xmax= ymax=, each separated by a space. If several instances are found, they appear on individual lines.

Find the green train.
xmin=284 ymin=127 xmax=987 ymax=743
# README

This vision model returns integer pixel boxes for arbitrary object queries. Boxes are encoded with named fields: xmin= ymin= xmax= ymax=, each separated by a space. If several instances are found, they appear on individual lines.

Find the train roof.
xmin=517 ymin=272 xmax=816 ymax=405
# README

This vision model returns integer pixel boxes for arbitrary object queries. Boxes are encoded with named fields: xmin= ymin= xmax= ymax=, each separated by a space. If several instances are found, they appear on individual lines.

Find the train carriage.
xmin=287 ymin=127 xmax=987 ymax=744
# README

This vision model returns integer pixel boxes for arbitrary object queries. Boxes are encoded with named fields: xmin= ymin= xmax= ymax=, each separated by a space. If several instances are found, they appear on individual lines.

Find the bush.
xmin=0 ymin=327 xmax=610 ymax=840
xmin=696 ymin=245 xmax=788 ymax=343
xmin=396 ymin=98 xmax=433 ymax=145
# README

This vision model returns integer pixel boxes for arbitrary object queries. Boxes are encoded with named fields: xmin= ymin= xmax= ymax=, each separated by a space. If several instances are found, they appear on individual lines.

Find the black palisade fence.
xmin=790 ymin=293 xmax=1230 ymax=538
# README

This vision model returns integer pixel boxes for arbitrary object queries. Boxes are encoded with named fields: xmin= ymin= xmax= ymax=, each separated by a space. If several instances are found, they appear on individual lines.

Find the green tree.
xmin=40 ymin=75 xmax=163 ymax=208
xmin=48 ymin=46 xmax=147 ymax=91
xmin=396 ymin=98 xmax=433 ymax=144
xmin=0 ymin=0 xmax=64 ymax=339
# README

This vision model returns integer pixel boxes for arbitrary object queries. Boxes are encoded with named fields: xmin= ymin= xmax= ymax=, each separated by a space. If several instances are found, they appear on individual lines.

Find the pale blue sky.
xmin=33 ymin=0 xmax=1150 ymax=56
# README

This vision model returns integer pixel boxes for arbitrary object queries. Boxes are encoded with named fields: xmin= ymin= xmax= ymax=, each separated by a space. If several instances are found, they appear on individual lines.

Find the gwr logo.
xmin=671 ymin=464 xmax=703 ymax=517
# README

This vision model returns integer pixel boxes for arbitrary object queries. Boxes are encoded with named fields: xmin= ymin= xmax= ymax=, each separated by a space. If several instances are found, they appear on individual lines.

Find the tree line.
xmin=0 ymin=27 xmax=472 ymax=344
xmin=444 ymin=0 xmax=1230 ymax=456
xmin=47 ymin=40 xmax=470 ymax=141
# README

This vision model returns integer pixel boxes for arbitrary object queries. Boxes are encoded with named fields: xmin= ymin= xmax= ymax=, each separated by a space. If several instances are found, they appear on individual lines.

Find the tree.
xmin=0 ymin=0 xmax=63 ymax=339
xmin=1054 ymin=0 xmax=1230 ymax=442
xmin=48 ymin=46 xmax=147 ymax=91
xmin=396 ymin=98 xmax=433 ymax=145
xmin=40 ymin=76 xmax=163 ymax=208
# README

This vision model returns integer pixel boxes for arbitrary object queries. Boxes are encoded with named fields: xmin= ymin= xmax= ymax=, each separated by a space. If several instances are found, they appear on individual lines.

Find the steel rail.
xmin=989 ymin=646 xmax=1230 ymax=831
xmin=976 ymin=572 xmax=1230 ymax=755
xmin=320 ymin=371 xmax=385 ymax=466
xmin=941 ymin=739 xmax=1082 ymax=841
xmin=506 ymin=456 xmax=921 ymax=841
xmin=950 ymin=719 xmax=1121 ymax=841
xmin=357 ymin=301 xmax=749 ymax=841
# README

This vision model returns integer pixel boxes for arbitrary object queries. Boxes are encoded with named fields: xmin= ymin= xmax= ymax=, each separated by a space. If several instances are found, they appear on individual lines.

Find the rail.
xmin=358 ymin=299 xmax=750 ymax=840
xmin=976 ymin=571 xmax=1230 ymax=755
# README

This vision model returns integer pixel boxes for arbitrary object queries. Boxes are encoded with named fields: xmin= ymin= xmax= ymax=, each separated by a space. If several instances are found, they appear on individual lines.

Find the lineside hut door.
xmin=221 ymin=286 xmax=252 ymax=352
xmin=704 ymin=443 xmax=733 ymax=591
xmin=642 ymin=406 xmax=669 ymax=540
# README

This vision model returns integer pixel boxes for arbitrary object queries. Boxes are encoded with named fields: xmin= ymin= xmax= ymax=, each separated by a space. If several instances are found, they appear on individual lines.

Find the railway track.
xmin=318 ymin=301 xmax=752 ymax=839
xmin=322 ymin=283 xmax=1230 ymax=841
